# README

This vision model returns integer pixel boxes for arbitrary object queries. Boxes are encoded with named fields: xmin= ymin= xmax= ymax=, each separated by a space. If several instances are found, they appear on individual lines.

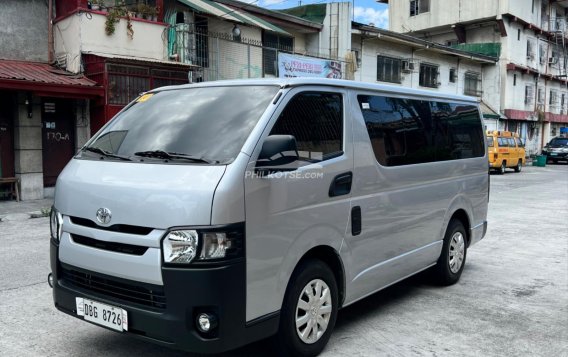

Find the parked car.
xmin=486 ymin=130 xmax=526 ymax=174
xmin=542 ymin=137 xmax=568 ymax=163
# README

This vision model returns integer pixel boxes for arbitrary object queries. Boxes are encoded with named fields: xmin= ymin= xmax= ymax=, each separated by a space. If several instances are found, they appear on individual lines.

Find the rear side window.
xmin=507 ymin=138 xmax=516 ymax=147
xmin=270 ymin=92 xmax=343 ymax=163
xmin=357 ymin=95 xmax=484 ymax=166
xmin=497 ymin=137 xmax=508 ymax=147
xmin=515 ymin=137 xmax=525 ymax=147
xmin=486 ymin=136 xmax=494 ymax=147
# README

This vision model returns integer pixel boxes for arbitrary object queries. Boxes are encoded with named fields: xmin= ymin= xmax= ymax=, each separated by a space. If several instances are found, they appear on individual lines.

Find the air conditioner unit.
xmin=402 ymin=60 xmax=415 ymax=73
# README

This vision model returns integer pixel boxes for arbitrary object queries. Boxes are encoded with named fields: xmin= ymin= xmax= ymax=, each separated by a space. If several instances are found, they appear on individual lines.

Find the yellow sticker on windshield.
xmin=136 ymin=93 xmax=154 ymax=102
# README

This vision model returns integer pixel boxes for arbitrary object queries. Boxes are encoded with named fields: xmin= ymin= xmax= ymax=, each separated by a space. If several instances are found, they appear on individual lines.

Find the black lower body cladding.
xmin=50 ymin=241 xmax=279 ymax=354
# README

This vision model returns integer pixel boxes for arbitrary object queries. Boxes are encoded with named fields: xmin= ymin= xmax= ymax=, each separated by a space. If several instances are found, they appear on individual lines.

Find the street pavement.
xmin=0 ymin=164 xmax=566 ymax=356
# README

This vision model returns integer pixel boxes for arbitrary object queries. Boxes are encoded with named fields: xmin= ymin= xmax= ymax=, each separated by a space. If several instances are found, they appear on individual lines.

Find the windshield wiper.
xmin=133 ymin=150 xmax=216 ymax=164
xmin=83 ymin=147 xmax=132 ymax=161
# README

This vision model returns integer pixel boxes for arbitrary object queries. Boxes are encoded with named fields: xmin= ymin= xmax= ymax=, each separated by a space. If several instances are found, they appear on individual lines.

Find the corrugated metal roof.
xmin=177 ymin=0 xmax=289 ymax=34
xmin=0 ymin=60 xmax=99 ymax=87
xmin=82 ymin=52 xmax=200 ymax=68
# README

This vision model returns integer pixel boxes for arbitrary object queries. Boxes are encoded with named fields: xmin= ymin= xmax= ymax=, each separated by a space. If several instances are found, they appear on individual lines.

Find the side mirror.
xmin=255 ymin=135 xmax=299 ymax=173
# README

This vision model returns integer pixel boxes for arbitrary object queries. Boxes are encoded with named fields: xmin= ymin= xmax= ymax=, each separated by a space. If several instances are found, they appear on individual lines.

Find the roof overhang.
xmin=82 ymin=52 xmax=201 ymax=69
xmin=0 ymin=59 xmax=104 ymax=98
xmin=212 ymin=0 xmax=323 ymax=33
xmin=0 ymin=78 xmax=104 ymax=98
xmin=352 ymin=23 xmax=498 ymax=64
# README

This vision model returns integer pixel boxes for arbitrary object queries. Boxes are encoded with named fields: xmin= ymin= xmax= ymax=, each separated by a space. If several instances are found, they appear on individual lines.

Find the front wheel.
xmin=275 ymin=259 xmax=338 ymax=357
xmin=432 ymin=220 xmax=467 ymax=285
xmin=514 ymin=159 xmax=522 ymax=173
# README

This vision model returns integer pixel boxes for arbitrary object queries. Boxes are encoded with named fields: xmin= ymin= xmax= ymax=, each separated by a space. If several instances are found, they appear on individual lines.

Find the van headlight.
xmin=50 ymin=207 xmax=63 ymax=242
xmin=162 ymin=224 xmax=244 ymax=264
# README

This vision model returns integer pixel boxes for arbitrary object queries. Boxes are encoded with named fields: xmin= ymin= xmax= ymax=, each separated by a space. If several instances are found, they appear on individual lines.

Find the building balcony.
xmin=54 ymin=7 xmax=169 ymax=74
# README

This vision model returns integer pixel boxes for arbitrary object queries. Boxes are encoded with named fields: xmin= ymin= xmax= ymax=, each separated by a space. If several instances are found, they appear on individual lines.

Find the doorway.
xmin=0 ymin=93 xmax=15 ymax=178
xmin=42 ymin=99 xmax=75 ymax=187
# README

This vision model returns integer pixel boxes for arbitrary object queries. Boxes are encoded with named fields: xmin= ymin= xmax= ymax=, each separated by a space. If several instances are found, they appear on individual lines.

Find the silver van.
xmin=49 ymin=78 xmax=488 ymax=356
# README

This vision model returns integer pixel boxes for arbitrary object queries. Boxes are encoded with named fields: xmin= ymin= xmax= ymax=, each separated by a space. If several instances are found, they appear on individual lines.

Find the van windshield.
xmin=81 ymin=85 xmax=279 ymax=164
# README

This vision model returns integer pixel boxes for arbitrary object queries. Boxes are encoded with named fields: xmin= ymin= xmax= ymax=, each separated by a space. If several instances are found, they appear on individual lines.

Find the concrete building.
xmin=351 ymin=23 xmax=498 ymax=109
xmin=379 ymin=0 xmax=568 ymax=155
xmin=54 ymin=0 xmax=353 ymax=133
xmin=0 ymin=0 xmax=103 ymax=200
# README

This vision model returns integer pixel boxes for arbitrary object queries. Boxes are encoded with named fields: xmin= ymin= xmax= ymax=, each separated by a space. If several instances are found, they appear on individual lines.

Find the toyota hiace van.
xmin=49 ymin=79 xmax=489 ymax=356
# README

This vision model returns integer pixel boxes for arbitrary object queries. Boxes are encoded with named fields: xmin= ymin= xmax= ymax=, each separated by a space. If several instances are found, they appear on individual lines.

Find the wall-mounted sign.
xmin=278 ymin=53 xmax=342 ymax=79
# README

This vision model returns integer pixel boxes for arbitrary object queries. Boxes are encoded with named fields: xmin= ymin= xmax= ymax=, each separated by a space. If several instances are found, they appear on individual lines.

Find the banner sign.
xmin=278 ymin=53 xmax=342 ymax=79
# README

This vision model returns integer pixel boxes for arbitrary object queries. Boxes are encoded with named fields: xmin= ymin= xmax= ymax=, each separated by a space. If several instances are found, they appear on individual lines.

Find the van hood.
xmin=55 ymin=159 xmax=226 ymax=229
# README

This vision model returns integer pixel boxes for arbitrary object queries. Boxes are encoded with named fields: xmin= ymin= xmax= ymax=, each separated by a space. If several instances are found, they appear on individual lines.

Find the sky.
xmin=247 ymin=0 xmax=389 ymax=29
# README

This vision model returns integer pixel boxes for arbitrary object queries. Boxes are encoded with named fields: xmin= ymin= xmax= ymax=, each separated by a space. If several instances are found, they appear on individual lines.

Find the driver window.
xmin=269 ymin=92 xmax=343 ymax=167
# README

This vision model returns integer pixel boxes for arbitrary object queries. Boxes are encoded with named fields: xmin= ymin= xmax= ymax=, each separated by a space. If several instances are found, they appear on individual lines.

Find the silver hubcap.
xmin=449 ymin=232 xmax=465 ymax=273
xmin=295 ymin=279 xmax=332 ymax=344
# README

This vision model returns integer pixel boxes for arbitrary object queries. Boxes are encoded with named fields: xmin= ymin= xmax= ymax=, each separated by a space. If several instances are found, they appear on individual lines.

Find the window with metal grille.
xmin=419 ymin=63 xmax=438 ymax=88
xmin=464 ymin=72 xmax=481 ymax=96
xmin=550 ymin=90 xmax=559 ymax=106
xmin=269 ymin=92 xmax=343 ymax=164
xmin=376 ymin=55 xmax=402 ymax=83
xmin=108 ymin=64 xmax=150 ymax=105
xmin=410 ymin=0 xmax=429 ymax=16
xmin=194 ymin=16 xmax=209 ymax=68
xmin=262 ymin=32 xmax=294 ymax=76
xmin=151 ymin=69 xmax=188 ymax=89
xmin=524 ymin=85 xmax=534 ymax=105
xmin=449 ymin=68 xmax=457 ymax=83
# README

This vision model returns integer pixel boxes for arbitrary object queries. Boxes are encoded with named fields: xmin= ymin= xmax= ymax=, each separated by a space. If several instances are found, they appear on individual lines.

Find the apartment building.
xmin=380 ymin=0 xmax=568 ymax=155
xmin=0 ymin=0 xmax=103 ymax=200
xmin=54 ymin=0 xmax=352 ymax=134
xmin=351 ymin=23 xmax=498 ymax=115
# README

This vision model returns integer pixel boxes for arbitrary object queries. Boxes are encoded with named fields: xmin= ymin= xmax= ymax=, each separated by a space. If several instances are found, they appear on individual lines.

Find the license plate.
xmin=76 ymin=297 xmax=128 ymax=332
xmin=550 ymin=153 xmax=558 ymax=156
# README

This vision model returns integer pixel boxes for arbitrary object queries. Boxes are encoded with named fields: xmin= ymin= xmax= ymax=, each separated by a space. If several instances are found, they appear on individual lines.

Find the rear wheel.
xmin=275 ymin=259 xmax=338 ymax=357
xmin=499 ymin=161 xmax=506 ymax=175
xmin=514 ymin=159 xmax=522 ymax=173
xmin=432 ymin=220 xmax=467 ymax=285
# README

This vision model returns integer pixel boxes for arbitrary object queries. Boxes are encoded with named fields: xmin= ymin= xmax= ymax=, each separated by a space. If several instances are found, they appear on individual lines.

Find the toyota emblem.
xmin=96 ymin=208 xmax=112 ymax=225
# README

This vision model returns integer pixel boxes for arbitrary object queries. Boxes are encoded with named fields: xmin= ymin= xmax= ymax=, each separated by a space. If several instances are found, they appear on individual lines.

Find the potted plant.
xmin=90 ymin=0 xmax=104 ymax=11
xmin=137 ymin=3 xmax=157 ymax=20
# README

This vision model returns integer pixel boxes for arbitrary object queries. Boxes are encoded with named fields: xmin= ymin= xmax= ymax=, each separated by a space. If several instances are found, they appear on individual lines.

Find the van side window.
xmin=515 ymin=137 xmax=525 ymax=147
xmin=357 ymin=95 xmax=484 ymax=166
xmin=497 ymin=137 xmax=508 ymax=147
xmin=507 ymin=138 xmax=516 ymax=147
xmin=270 ymin=92 xmax=343 ymax=164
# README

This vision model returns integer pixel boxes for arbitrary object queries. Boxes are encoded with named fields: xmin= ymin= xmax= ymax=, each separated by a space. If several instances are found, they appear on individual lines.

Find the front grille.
xmin=60 ymin=265 xmax=166 ymax=309
xmin=71 ymin=234 xmax=148 ymax=256
xmin=70 ymin=216 xmax=153 ymax=235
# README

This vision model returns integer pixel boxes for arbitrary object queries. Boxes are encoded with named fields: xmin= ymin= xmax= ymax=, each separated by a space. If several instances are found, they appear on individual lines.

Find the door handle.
xmin=329 ymin=172 xmax=352 ymax=197
xmin=351 ymin=206 xmax=361 ymax=236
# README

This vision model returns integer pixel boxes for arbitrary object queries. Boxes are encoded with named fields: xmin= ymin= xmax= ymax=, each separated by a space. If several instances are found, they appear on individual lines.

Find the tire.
xmin=432 ymin=220 xmax=467 ymax=286
xmin=275 ymin=259 xmax=338 ymax=357
xmin=499 ymin=161 xmax=506 ymax=175
xmin=514 ymin=159 xmax=522 ymax=173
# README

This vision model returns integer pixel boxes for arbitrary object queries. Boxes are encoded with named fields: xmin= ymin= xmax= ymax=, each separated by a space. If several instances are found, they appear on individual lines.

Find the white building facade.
xmin=352 ymin=23 xmax=497 ymax=109
xmin=381 ymin=0 xmax=568 ymax=155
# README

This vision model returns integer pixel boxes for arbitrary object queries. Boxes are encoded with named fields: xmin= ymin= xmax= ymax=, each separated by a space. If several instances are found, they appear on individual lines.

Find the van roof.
xmin=151 ymin=78 xmax=480 ymax=103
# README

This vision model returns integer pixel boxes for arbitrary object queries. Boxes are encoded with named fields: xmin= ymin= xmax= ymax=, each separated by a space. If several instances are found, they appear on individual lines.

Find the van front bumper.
xmin=50 ymin=240 xmax=278 ymax=354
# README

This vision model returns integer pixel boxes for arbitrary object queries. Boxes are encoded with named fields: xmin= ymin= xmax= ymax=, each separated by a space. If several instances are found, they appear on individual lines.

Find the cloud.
xmin=354 ymin=6 xmax=389 ymax=28
xmin=261 ymin=0 xmax=285 ymax=5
